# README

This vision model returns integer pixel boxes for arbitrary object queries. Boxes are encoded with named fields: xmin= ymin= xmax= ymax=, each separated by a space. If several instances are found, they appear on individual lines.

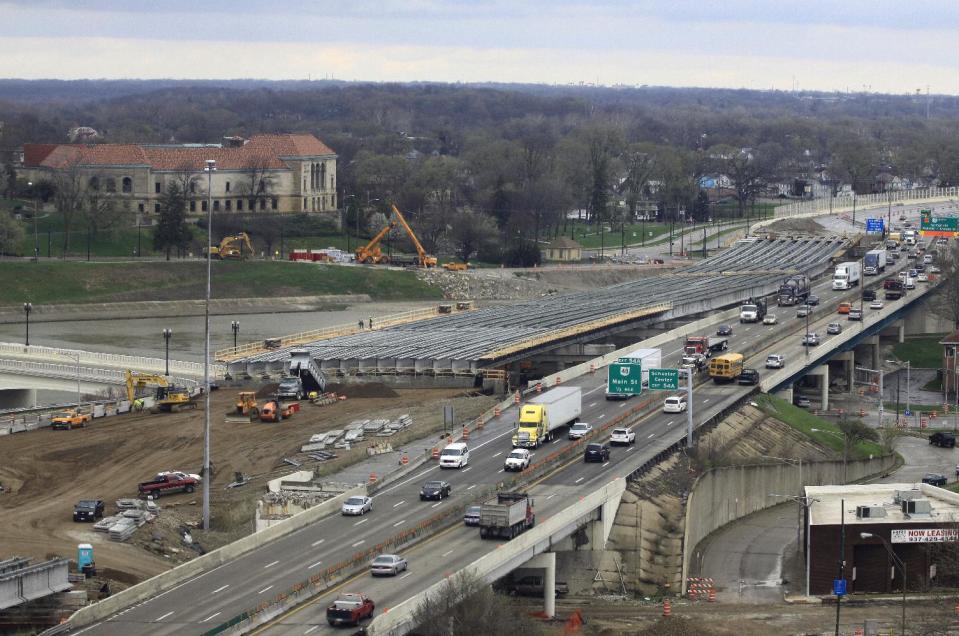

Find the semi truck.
xmin=832 ymin=262 xmax=861 ymax=290
xmin=903 ymin=230 xmax=917 ymax=246
xmin=478 ymin=492 xmax=535 ymax=540
xmin=778 ymin=274 xmax=810 ymax=306
xmin=863 ymin=249 xmax=887 ymax=276
xmin=605 ymin=347 xmax=662 ymax=399
xmin=512 ymin=386 xmax=582 ymax=447
xmin=683 ymin=336 xmax=728 ymax=357
xmin=739 ymin=297 xmax=768 ymax=323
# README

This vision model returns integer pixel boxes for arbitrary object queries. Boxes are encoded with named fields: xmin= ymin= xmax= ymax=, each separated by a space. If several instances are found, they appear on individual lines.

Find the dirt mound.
xmin=256 ymin=383 xmax=278 ymax=399
xmin=326 ymin=382 xmax=399 ymax=398
xmin=762 ymin=217 xmax=828 ymax=236
xmin=636 ymin=617 xmax=726 ymax=635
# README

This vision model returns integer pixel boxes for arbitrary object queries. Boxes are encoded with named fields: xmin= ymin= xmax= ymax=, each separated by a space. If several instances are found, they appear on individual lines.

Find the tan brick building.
xmin=20 ymin=133 xmax=337 ymax=218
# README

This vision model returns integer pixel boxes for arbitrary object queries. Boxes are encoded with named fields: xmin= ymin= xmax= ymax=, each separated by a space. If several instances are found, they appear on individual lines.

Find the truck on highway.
xmin=863 ymin=249 xmax=887 ymax=276
xmin=478 ymin=492 xmax=535 ymax=540
xmin=904 ymin=229 xmax=918 ymax=246
xmin=708 ymin=353 xmax=744 ymax=383
xmin=138 ymin=472 xmax=199 ymax=497
xmin=884 ymin=278 xmax=906 ymax=300
xmin=684 ymin=336 xmax=728 ymax=358
xmin=513 ymin=386 xmax=582 ymax=447
xmin=778 ymin=274 xmax=810 ymax=306
xmin=326 ymin=593 xmax=375 ymax=627
xmin=739 ymin=297 xmax=768 ymax=323
xmin=605 ymin=347 xmax=661 ymax=399
xmin=832 ymin=262 xmax=861 ymax=290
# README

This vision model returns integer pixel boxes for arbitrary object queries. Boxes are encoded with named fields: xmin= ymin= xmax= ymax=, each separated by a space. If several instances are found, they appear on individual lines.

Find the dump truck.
xmin=739 ymin=297 xmax=768 ymax=323
xmin=478 ymin=492 xmax=535 ymax=540
xmin=605 ymin=347 xmax=662 ymax=399
xmin=884 ymin=278 xmax=906 ymax=300
xmin=832 ymin=261 xmax=861 ymax=290
xmin=683 ymin=336 xmax=728 ymax=358
xmin=778 ymin=274 xmax=810 ymax=306
xmin=512 ymin=386 xmax=582 ymax=448
xmin=863 ymin=249 xmax=887 ymax=276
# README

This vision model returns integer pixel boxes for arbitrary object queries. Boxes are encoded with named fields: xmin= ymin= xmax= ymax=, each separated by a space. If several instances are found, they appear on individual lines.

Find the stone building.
xmin=20 ymin=133 xmax=337 ymax=218
xmin=544 ymin=237 xmax=583 ymax=262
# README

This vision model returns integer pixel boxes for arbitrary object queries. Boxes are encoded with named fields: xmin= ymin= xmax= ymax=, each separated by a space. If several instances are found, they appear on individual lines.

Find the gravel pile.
xmin=416 ymin=269 xmax=559 ymax=300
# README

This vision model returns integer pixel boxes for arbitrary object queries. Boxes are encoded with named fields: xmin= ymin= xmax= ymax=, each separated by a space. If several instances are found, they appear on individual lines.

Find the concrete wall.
xmin=681 ymin=454 xmax=896 ymax=592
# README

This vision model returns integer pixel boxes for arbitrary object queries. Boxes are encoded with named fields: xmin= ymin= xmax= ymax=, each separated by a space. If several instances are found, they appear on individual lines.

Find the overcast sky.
xmin=2 ymin=0 xmax=957 ymax=94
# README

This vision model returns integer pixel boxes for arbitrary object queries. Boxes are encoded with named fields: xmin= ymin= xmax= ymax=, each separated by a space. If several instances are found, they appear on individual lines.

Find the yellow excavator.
xmin=205 ymin=232 xmax=254 ymax=260
xmin=124 ymin=370 xmax=198 ymax=413
xmin=354 ymin=222 xmax=396 ymax=264
xmin=390 ymin=203 xmax=437 ymax=268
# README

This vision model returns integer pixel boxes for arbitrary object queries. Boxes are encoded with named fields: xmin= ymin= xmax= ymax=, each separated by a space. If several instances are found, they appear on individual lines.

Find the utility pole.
xmin=202 ymin=159 xmax=216 ymax=531
xmin=686 ymin=367 xmax=694 ymax=447
xmin=834 ymin=498 xmax=846 ymax=636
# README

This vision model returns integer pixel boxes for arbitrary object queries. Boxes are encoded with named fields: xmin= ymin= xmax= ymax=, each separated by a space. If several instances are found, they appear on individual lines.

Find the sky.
xmin=1 ymin=0 xmax=958 ymax=94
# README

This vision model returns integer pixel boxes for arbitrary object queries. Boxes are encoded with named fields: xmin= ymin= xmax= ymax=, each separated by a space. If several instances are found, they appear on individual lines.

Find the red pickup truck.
xmin=326 ymin=592 xmax=375 ymax=627
xmin=138 ymin=472 xmax=199 ymax=497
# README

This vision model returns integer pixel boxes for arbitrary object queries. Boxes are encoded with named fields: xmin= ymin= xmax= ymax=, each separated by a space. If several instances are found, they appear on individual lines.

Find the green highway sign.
xmin=648 ymin=368 xmax=680 ymax=390
xmin=607 ymin=361 xmax=642 ymax=395
xmin=920 ymin=211 xmax=959 ymax=237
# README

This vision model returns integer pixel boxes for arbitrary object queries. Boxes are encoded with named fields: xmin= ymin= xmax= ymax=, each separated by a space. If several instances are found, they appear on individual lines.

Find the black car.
xmin=930 ymin=432 xmax=957 ymax=448
xmin=862 ymin=289 xmax=876 ymax=301
xmin=738 ymin=369 xmax=760 ymax=385
xmin=806 ymin=294 xmax=820 ymax=306
xmin=419 ymin=480 xmax=452 ymax=501
xmin=73 ymin=499 xmax=105 ymax=522
xmin=922 ymin=473 xmax=948 ymax=487
xmin=716 ymin=325 xmax=733 ymax=336
xmin=915 ymin=263 xmax=925 ymax=272
xmin=584 ymin=442 xmax=611 ymax=463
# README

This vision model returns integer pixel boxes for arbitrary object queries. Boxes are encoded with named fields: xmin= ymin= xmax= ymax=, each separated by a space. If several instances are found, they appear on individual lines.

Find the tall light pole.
xmin=860 ymin=532 xmax=906 ymax=635
xmin=231 ymin=320 xmax=240 ymax=352
xmin=162 ymin=328 xmax=172 ymax=376
xmin=27 ymin=181 xmax=39 ymax=262
xmin=23 ymin=302 xmax=31 ymax=346
xmin=888 ymin=359 xmax=911 ymax=423
xmin=203 ymin=158 xmax=216 ymax=531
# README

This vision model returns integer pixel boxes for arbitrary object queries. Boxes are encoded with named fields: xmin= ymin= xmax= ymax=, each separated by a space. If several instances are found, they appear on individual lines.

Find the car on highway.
xmin=370 ymin=554 xmax=408 ymax=577
xmin=862 ymin=289 xmax=876 ymax=302
xmin=504 ymin=448 xmax=532 ymax=471
xmin=918 ymin=272 xmax=929 ymax=282
xmin=765 ymin=354 xmax=785 ymax=369
xmin=922 ymin=473 xmax=948 ymax=487
xmin=929 ymin=265 xmax=941 ymax=274
xmin=905 ymin=278 xmax=916 ymax=290
xmin=796 ymin=304 xmax=813 ymax=318
xmin=837 ymin=302 xmax=852 ymax=314
xmin=907 ymin=251 xmax=918 ymax=260
xmin=341 ymin=495 xmax=374 ymax=516
xmin=463 ymin=505 xmax=482 ymax=526
xmin=716 ymin=324 xmax=733 ymax=336
xmin=738 ymin=369 xmax=760 ymax=385
xmin=909 ymin=268 xmax=919 ymax=278
xmin=763 ymin=314 xmax=778 ymax=325
xmin=610 ymin=428 xmax=636 ymax=446
xmin=848 ymin=308 xmax=863 ymax=321
xmin=73 ymin=499 xmax=104 ymax=522
xmin=807 ymin=294 xmax=820 ymax=306
xmin=888 ymin=251 xmax=898 ymax=261
xmin=681 ymin=353 xmax=708 ymax=371
xmin=438 ymin=442 xmax=470 ymax=468
xmin=898 ymin=271 xmax=909 ymax=281
xmin=326 ymin=593 xmax=375 ymax=627
xmin=924 ymin=254 xmax=934 ymax=264
xmin=826 ymin=322 xmax=843 ymax=335
xmin=870 ymin=299 xmax=884 ymax=310
xmin=793 ymin=395 xmax=811 ymax=408
xmin=568 ymin=422 xmax=593 ymax=440
xmin=663 ymin=395 xmax=687 ymax=413
xmin=915 ymin=263 xmax=925 ymax=272
xmin=584 ymin=442 xmax=611 ymax=463
xmin=802 ymin=332 xmax=821 ymax=346
xmin=419 ymin=480 xmax=452 ymax=501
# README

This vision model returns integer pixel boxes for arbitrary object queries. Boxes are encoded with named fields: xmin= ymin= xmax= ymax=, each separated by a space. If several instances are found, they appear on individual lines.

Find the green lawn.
xmin=755 ymin=394 xmax=884 ymax=458
xmin=892 ymin=336 xmax=948 ymax=369
xmin=0 ymin=261 xmax=443 ymax=305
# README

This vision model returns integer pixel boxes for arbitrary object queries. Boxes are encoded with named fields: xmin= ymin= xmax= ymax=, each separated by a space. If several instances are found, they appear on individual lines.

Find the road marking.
xmin=354 ymin=518 xmax=368 ymax=526
xmin=304 ymin=627 xmax=319 ymax=635
xmin=552 ymin=439 xmax=562 ymax=444
xmin=589 ymin=401 xmax=598 ymax=408
xmin=201 ymin=612 xmax=221 ymax=623
xmin=598 ymin=413 xmax=606 ymax=419
xmin=258 ymin=585 xmax=273 ymax=594
xmin=393 ymin=519 xmax=406 ymax=527
xmin=574 ymin=477 xmax=584 ymax=484
xmin=154 ymin=611 xmax=174 ymax=622
xmin=620 ymin=402 xmax=628 ymax=408
xmin=393 ymin=500 xmax=406 ymax=508
xmin=352 ymin=540 xmax=365 ymax=547
xmin=584 ymin=385 xmax=606 ymax=396
xmin=547 ymin=494 xmax=556 ymax=500
xmin=462 ymin=467 xmax=472 ymax=473
xmin=648 ymin=433 xmax=655 ymax=439
xmin=211 ymin=585 xmax=229 ymax=594
xmin=602 ymin=462 xmax=610 ymax=467
xmin=666 ymin=420 xmax=674 ymax=426
xmin=400 ymin=572 xmax=413 ymax=580
xmin=467 ymin=484 xmax=476 ymax=490
xmin=626 ymin=447 xmax=635 ymax=453
xmin=703 ymin=398 xmax=710 ymax=403
xmin=497 ymin=468 xmax=504 ymax=473
xmin=431 ymin=502 xmax=442 ymax=508
xmin=264 ymin=561 xmax=279 ymax=569
xmin=308 ymin=561 xmax=323 ymax=569
xmin=492 ymin=451 xmax=503 ymax=458
xmin=442 ymin=550 xmax=454 ymax=557
xmin=311 ymin=539 xmax=325 ymax=547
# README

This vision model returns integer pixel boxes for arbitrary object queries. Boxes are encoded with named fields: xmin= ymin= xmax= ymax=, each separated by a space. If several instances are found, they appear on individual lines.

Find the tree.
xmin=931 ymin=242 xmax=959 ymax=329
xmin=714 ymin=145 xmax=766 ymax=219
xmin=619 ymin=145 xmax=658 ymax=221
xmin=503 ymin=239 xmax=542 ymax=267
xmin=691 ymin=189 xmax=710 ymax=222
xmin=837 ymin=418 xmax=879 ymax=480
xmin=0 ymin=211 xmax=25 ymax=256
xmin=240 ymin=157 xmax=274 ymax=212
xmin=51 ymin=159 xmax=85 ymax=253
xmin=153 ymin=181 xmax=193 ymax=260
xmin=449 ymin=209 xmax=498 ymax=262
xmin=1 ymin=163 xmax=16 ymax=199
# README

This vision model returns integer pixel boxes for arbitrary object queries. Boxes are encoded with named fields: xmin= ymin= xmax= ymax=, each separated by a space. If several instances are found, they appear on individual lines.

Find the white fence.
xmin=771 ymin=187 xmax=959 ymax=221
xmin=0 ymin=342 xmax=225 ymax=379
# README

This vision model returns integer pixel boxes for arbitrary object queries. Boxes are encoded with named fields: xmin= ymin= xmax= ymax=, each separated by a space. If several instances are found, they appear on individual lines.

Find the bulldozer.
xmin=235 ymin=391 xmax=259 ymax=417
xmin=205 ymin=232 xmax=255 ymax=260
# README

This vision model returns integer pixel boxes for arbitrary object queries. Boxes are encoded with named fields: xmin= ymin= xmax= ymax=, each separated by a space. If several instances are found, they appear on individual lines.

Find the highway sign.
xmin=920 ymin=212 xmax=959 ymax=237
xmin=865 ymin=218 xmax=884 ymax=233
xmin=904 ymin=409 xmax=912 ymax=417
xmin=607 ymin=362 xmax=642 ymax=396
xmin=648 ymin=368 xmax=679 ymax=390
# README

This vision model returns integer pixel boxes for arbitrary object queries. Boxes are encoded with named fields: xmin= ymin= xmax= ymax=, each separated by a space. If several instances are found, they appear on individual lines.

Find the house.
xmin=544 ymin=237 xmax=582 ymax=262
xmin=941 ymin=330 xmax=959 ymax=400
xmin=19 ymin=133 xmax=337 ymax=219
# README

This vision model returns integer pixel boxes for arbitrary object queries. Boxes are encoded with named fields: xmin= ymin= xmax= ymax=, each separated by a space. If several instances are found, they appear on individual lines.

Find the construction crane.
xmin=205 ymin=232 xmax=255 ymax=260
xmin=390 ymin=203 xmax=437 ymax=268
xmin=124 ymin=370 xmax=197 ymax=413
xmin=354 ymin=222 xmax=396 ymax=264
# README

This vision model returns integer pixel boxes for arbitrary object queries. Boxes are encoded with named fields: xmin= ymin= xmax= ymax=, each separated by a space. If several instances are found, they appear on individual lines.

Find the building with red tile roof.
xmin=20 ymin=134 xmax=337 ymax=217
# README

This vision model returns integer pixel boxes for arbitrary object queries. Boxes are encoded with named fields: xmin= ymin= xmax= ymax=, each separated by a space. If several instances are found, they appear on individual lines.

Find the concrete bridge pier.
xmin=866 ymin=334 xmax=880 ymax=370
xmin=775 ymin=386 xmax=793 ymax=403
xmin=835 ymin=351 xmax=855 ymax=393
xmin=894 ymin=319 xmax=905 ymax=344
xmin=803 ymin=364 xmax=829 ymax=410
xmin=523 ymin=552 xmax=556 ymax=618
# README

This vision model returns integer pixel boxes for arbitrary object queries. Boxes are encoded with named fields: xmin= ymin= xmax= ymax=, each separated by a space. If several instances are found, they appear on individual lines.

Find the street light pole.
xmin=27 ymin=181 xmax=38 ymax=262
xmin=202 ymin=158 xmax=216 ymax=532
xmin=162 ymin=328 xmax=172 ymax=376
xmin=860 ymin=532 xmax=906 ymax=635
xmin=23 ymin=302 xmax=31 ymax=347
xmin=231 ymin=320 xmax=240 ymax=352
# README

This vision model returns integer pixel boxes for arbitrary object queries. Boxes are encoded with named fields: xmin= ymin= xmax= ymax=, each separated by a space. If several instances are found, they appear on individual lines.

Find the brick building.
xmin=19 ymin=134 xmax=337 ymax=218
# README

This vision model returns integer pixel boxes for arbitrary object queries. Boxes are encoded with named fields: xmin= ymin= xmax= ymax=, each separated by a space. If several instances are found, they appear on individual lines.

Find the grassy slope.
xmin=755 ymin=394 xmax=884 ymax=458
xmin=892 ymin=335 xmax=948 ymax=369
xmin=0 ymin=261 xmax=443 ymax=305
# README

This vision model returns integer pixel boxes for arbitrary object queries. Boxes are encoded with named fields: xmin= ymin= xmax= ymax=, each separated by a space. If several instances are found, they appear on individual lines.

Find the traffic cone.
xmin=662 ymin=599 xmax=671 ymax=617
xmin=514 ymin=392 xmax=520 ymax=405
xmin=854 ymin=628 xmax=864 ymax=636
xmin=589 ymin=363 xmax=596 ymax=374
xmin=708 ymin=588 xmax=716 ymax=603
xmin=494 ymin=406 xmax=501 ymax=417
xmin=462 ymin=426 xmax=470 ymax=440
xmin=431 ymin=447 xmax=439 ymax=460
xmin=368 ymin=472 xmax=377 ymax=484
xmin=400 ymin=455 xmax=409 ymax=465
xmin=536 ymin=383 xmax=542 ymax=393
xmin=557 ymin=376 xmax=563 ymax=384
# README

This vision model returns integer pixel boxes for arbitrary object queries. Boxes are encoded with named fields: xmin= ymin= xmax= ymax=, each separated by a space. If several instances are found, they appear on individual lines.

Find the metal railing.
xmin=0 ymin=342 xmax=223 ymax=378
xmin=771 ymin=186 xmax=959 ymax=220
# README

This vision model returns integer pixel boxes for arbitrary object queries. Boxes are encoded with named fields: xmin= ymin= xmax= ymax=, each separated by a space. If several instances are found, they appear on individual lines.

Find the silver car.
xmin=371 ymin=554 xmax=408 ymax=576
xmin=341 ymin=495 xmax=373 ymax=516
xmin=568 ymin=422 xmax=593 ymax=440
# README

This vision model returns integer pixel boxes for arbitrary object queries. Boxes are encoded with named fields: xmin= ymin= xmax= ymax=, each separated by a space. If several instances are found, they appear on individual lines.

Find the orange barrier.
xmin=400 ymin=455 xmax=409 ymax=465
xmin=708 ymin=588 xmax=716 ymax=602
xmin=854 ymin=628 xmax=864 ymax=636
xmin=368 ymin=472 xmax=377 ymax=484
xmin=536 ymin=383 xmax=542 ymax=393
xmin=589 ymin=364 xmax=596 ymax=374
xmin=431 ymin=447 xmax=439 ymax=460
xmin=663 ymin=599 xmax=671 ymax=617
xmin=556 ymin=376 xmax=563 ymax=384
xmin=494 ymin=406 xmax=501 ymax=417
xmin=462 ymin=426 xmax=470 ymax=440
xmin=514 ymin=392 xmax=521 ymax=405
xmin=859 ymin=409 xmax=866 ymax=417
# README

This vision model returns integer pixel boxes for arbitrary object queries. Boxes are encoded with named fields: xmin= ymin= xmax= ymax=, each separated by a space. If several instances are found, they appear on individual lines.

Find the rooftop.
xmin=806 ymin=483 xmax=959 ymax=526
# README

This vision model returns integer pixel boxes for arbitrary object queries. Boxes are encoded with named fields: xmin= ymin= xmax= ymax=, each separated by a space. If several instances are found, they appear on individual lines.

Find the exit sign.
xmin=607 ymin=362 xmax=642 ymax=396
xmin=648 ymin=368 xmax=679 ymax=390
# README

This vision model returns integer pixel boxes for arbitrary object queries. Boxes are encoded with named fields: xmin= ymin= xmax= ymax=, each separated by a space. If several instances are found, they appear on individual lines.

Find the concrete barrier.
xmin=62 ymin=484 xmax=367 ymax=629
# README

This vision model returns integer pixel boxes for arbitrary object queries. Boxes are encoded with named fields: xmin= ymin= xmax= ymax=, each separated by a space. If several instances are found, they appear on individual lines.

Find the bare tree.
xmin=240 ymin=156 xmax=275 ymax=212
xmin=449 ymin=209 xmax=498 ymax=262
xmin=931 ymin=242 xmax=959 ymax=330
xmin=0 ymin=210 xmax=25 ymax=256
xmin=51 ymin=158 xmax=85 ymax=252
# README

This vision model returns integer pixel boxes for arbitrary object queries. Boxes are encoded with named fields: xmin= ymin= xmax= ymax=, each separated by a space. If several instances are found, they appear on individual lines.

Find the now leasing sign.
xmin=890 ymin=528 xmax=959 ymax=544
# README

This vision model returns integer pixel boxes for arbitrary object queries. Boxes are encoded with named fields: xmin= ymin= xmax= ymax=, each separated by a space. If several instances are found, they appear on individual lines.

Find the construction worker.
xmin=133 ymin=398 xmax=144 ymax=412
xmin=369 ymin=316 xmax=373 ymax=329
xmin=358 ymin=319 xmax=364 ymax=330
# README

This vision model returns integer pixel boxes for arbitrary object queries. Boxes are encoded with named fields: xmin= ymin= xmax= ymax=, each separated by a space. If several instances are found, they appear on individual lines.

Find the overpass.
xmin=0 ymin=557 xmax=71 ymax=611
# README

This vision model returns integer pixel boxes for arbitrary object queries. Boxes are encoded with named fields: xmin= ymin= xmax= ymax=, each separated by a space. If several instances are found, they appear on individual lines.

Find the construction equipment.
xmin=442 ymin=262 xmax=470 ymax=271
xmin=390 ymin=203 xmax=437 ymax=268
xmin=124 ymin=370 xmax=196 ymax=413
xmin=260 ymin=399 xmax=294 ymax=423
xmin=205 ymin=232 xmax=254 ymax=260
xmin=234 ymin=391 xmax=259 ymax=417
xmin=124 ymin=370 xmax=168 ymax=403
xmin=354 ymin=222 xmax=396 ymax=264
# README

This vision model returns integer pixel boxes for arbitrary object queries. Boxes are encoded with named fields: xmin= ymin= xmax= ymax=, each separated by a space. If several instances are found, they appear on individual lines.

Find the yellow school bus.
xmin=708 ymin=353 xmax=744 ymax=383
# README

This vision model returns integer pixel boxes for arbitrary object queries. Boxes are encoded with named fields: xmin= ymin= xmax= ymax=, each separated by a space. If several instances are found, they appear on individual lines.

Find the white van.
xmin=439 ymin=442 xmax=470 ymax=469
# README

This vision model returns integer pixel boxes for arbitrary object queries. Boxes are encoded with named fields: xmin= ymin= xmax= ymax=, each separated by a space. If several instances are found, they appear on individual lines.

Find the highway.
xmin=70 ymin=230 xmax=928 ymax=635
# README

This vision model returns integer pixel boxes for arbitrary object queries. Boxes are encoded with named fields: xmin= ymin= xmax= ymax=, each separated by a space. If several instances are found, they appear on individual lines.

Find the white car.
xmin=929 ymin=265 xmax=941 ymax=274
xmin=568 ymin=422 xmax=593 ymax=440
xmin=765 ymin=354 xmax=785 ymax=369
xmin=763 ymin=314 xmax=778 ymax=325
xmin=870 ymin=299 xmax=884 ymax=309
xmin=610 ymin=428 xmax=636 ymax=445
xmin=159 ymin=470 xmax=202 ymax=483
xmin=504 ymin=448 xmax=531 ymax=472
xmin=663 ymin=396 xmax=687 ymax=413
xmin=917 ymin=272 xmax=929 ymax=282
xmin=923 ymin=254 xmax=934 ymax=264
xmin=341 ymin=495 xmax=373 ymax=516
xmin=439 ymin=442 xmax=470 ymax=468
xmin=905 ymin=278 xmax=916 ymax=289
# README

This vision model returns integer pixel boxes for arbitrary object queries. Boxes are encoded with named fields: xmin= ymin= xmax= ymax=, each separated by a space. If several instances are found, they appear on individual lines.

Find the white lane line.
xmin=620 ymin=402 xmax=628 ymax=408
xmin=393 ymin=501 xmax=406 ymax=508
xmin=666 ymin=347 xmax=683 ymax=356
xmin=552 ymin=439 xmax=562 ymax=444
xmin=574 ymin=477 xmax=584 ymax=484
xmin=589 ymin=401 xmax=598 ymax=408
xmin=647 ymin=433 xmax=655 ymax=439
xmin=598 ymin=413 xmax=606 ymax=419
xmin=467 ymin=484 xmax=477 ymax=490
xmin=308 ymin=560 xmax=323 ymax=569
xmin=492 ymin=451 xmax=503 ymax=458
xmin=264 ymin=561 xmax=279 ymax=569
xmin=258 ymin=585 xmax=273 ymax=594
xmin=304 ymin=627 xmax=319 ymax=635
xmin=211 ymin=585 xmax=229 ymax=594
xmin=311 ymin=539 xmax=325 ymax=547
xmin=354 ymin=518 xmax=368 ymax=526
xmin=400 ymin=572 xmax=413 ymax=580
xmin=154 ymin=611 xmax=174 ymax=622
xmin=352 ymin=540 xmax=365 ymax=547
xmin=703 ymin=398 xmax=710 ymax=403
xmin=201 ymin=612 xmax=221 ymax=623
xmin=584 ymin=385 xmax=606 ymax=396
xmin=442 ymin=550 xmax=454 ymax=557
xmin=602 ymin=462 xmax=610 ymax=467
xmin=666 ymin=420 xmax=674 ymax=426
xmin=497 ymin=469 xmax=504 ymax=473
xmin=626 ymin=447 xmax=635 ymax=453
xmin=547 ymin=494 xmax=556 ymax=500
xmin=393 ymin=519 xmax=406 ymax=527
xmin=462 ymin=467 xmax=472 ymax=473
xmin=431 ymin=502 xmax=442 ymax=508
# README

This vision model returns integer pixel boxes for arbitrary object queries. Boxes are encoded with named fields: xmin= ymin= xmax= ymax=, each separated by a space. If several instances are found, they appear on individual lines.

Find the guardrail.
xmin=0 ymin=342 xmax=224 ymax=379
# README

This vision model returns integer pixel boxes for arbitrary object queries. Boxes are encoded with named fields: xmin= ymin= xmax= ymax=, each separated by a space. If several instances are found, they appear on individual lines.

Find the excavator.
xmin=354 ymin=222 xmax=396 ymax=264
xmin=205 ymin=232 xmax=255 ymax=260
xmin=124 ymin=370 xmax=198 ymax=413
xmin=389 ymin=203 xmax=437 ymax=268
